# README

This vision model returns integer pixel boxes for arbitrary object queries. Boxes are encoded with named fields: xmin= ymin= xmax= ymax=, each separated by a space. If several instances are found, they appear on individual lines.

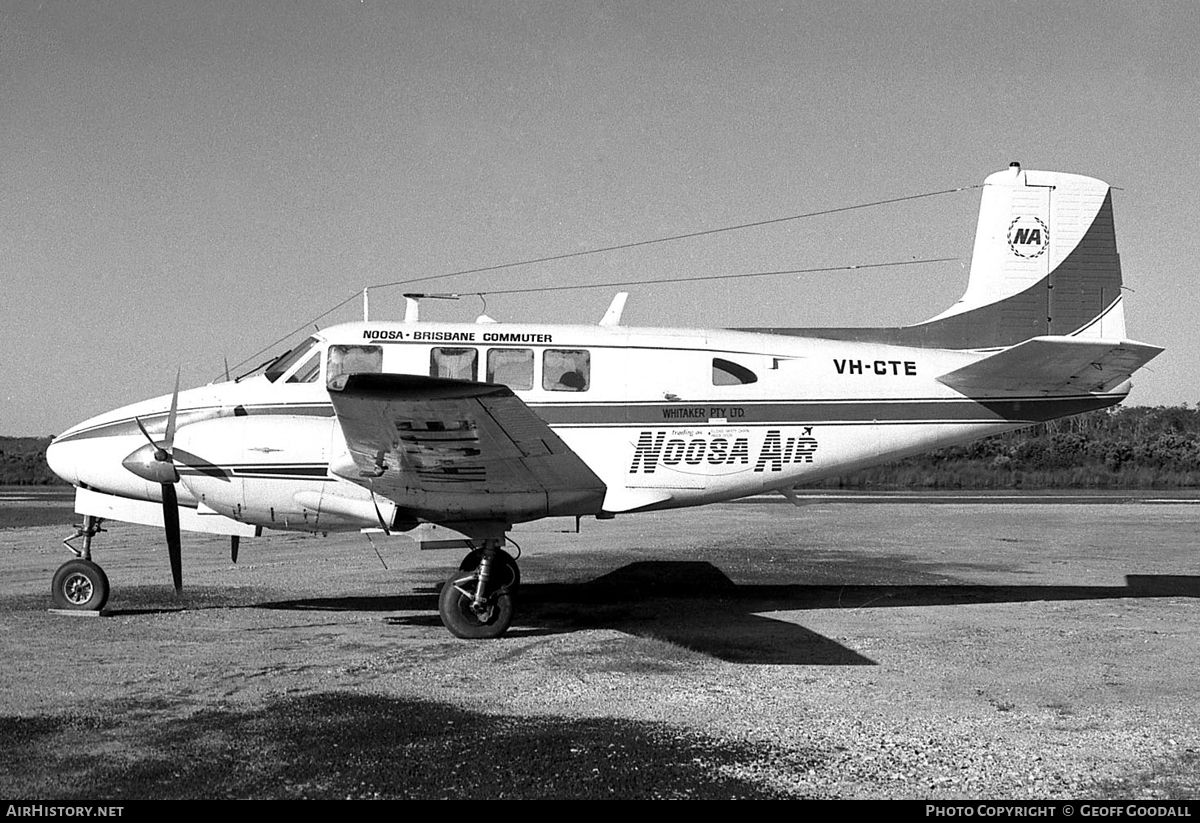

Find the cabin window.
xmin=543 ymin=349 xmax=590 ymax=392
xmin=430 ymin=347 xmax=478 ymax=381
xmin=326 ymin=344 xmax=383 ymax=390
xmin=285 ymin=350 xmax=323 ymax=384
xmin=487 ymin=348 xmax=533 ymax=390
xmin=712 ymin=358 xmax=757 ymax=386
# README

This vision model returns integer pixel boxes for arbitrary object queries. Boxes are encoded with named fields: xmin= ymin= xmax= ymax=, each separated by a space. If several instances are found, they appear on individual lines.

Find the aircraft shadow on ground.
xmin=253 ymin=562 xmax=1200 ymax=667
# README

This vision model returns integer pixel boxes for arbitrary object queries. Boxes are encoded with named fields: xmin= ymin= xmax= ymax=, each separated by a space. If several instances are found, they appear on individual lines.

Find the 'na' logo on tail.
xmin=1007 ymin=216 xmax=1049 ymax=259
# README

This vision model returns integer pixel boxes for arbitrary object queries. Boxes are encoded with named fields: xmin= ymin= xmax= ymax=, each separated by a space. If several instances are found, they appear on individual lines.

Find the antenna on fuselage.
xmin=599 ymin=292 xmax=629 ymax=326
xmin=403 ymin=293 xmax=460 ymax=323
xmin=363 ymin=287 xmax=369 ymax=322
xmin=474 ymin=293 xmax=497 ymax=324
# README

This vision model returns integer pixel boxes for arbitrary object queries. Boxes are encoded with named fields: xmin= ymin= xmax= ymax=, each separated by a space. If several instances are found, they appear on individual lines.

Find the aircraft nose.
xmin=45 ymin=436 xmax=79 ymax=485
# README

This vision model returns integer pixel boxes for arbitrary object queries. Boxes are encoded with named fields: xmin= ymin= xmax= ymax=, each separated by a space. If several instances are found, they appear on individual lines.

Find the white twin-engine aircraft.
xmin=47 ymin=165 xmax=1162 ymax=638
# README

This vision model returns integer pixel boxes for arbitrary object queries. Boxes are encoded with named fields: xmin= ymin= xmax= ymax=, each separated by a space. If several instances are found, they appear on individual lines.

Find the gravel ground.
xmin=1 ymin=500 xmax=1197 ymax=799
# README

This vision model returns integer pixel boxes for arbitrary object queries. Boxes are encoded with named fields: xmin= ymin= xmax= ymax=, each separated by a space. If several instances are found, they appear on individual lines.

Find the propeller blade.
xmin=162 ymin=483 xmax=182 ymax=592
xmin=230 ymin=535 xmax=239 ymax=564
xmin=162 ymin=371 xmax=181 ymax=452
xmin=134 ymin=416 xmax=158 ymax=450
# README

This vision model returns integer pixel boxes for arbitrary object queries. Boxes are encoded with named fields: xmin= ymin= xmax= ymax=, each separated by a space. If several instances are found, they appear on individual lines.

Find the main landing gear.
xmin=438 ymin=539 xmax=520 ymax=639
xmin=52 ymin=515 xmax=110 ymax=612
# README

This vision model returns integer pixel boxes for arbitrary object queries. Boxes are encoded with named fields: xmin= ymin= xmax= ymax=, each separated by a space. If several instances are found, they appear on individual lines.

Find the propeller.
xmin=120 ymin=373 xmax=184 ymax=592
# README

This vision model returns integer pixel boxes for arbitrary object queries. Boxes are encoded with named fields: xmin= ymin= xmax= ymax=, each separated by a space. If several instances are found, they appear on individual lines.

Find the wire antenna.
xmin=226 ymin=183 xmax=978 ymax=374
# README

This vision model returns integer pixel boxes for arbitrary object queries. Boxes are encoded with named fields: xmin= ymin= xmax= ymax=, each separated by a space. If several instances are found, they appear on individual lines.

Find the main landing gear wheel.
xmin=51 ymin=559 xmax=110 ymax=611
xmin=439 ymin=548 xmax=518 ymax=639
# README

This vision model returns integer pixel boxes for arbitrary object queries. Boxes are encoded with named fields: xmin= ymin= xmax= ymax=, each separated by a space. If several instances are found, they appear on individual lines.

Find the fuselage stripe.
xmin=54 ymin=393 xmax=1120 ymax=444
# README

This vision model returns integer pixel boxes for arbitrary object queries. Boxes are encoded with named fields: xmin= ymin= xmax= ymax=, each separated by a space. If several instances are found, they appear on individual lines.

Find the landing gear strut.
xmin=438 ymin=540 xmax=519 ymax=639
xmin=52 ymin=516 xmax=110 ymax=611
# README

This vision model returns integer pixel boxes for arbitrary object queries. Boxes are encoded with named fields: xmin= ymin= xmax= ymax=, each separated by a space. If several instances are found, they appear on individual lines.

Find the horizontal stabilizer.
xmin=937 ymin=336 xmax=1163 ymax=396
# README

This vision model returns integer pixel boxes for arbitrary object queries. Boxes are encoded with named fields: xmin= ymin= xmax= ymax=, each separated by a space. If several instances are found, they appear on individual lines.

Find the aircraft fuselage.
xmin=47 ymin=321 xmax=1126 ymax=536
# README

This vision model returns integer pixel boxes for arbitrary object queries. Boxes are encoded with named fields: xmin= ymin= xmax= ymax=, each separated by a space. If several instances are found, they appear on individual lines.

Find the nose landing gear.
xmin=52 ymin=515 xmax=110 ymax=612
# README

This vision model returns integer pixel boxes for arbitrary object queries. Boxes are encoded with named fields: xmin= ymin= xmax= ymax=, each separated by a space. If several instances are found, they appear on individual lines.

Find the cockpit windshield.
xmin=237 ymin=336 xmax=321 ymax=383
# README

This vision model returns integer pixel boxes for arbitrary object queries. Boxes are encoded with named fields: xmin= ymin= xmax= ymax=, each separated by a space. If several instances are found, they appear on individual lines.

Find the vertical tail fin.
xmin=921 ymin=163 xmax=1125 ymax=345
xmin=755 ymin=165 xmax=1129 ymax=349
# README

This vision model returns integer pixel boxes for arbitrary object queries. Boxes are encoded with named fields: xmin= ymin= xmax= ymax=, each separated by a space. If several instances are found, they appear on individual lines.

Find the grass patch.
xmin=585 ymin=634 xmax=708 ymax=674
xmin=1089 ymin=750 xmax=1200 ymax=800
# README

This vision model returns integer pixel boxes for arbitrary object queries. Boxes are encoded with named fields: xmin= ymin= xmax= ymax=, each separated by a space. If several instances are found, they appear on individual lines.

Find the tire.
xmin=51 ymin=559 xmax=110 ymax=611
xmin=438 ymin=574 xmax=515 ymax=639
xmin=458 ymin=548 xmax=520 ymax=592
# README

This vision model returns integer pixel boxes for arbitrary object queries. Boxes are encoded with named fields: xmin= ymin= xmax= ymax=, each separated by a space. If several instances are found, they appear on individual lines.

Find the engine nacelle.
xmin=173 ymin=415 xmax=397 ymax=532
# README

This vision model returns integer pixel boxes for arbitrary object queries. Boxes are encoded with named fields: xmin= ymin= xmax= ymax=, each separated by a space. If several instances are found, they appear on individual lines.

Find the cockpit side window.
xmin=285 ymin=350 xmax=323 ymax=384
xmin=326 ymin=345 xmax=383 ymax=390
xmin=263 ymin=336 xmax=320 ymax=383
xmin=712 ymin=358 xmax=757 ymax=386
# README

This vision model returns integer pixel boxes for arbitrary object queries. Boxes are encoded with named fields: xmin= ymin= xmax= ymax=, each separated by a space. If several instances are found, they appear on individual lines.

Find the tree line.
xmin=0 ymin=437 xmax=63 ymax=485
xmin=825 ymin=405 xmax=1200 ymax=489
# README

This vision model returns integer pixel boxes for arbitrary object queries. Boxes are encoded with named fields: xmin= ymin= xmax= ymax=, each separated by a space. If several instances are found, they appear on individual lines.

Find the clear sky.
xmin=3 ymin=1 xmax=1197 ymax=436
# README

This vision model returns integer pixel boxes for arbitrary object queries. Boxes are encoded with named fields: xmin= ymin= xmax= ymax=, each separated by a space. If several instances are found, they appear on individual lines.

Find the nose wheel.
xmin=51 ymin=558 xmax=110 ymax=611
xmin=438 ymin=544 xmax=519 ymax=639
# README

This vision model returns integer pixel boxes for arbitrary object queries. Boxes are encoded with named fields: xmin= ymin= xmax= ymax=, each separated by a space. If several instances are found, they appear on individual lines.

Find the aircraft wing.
xmin=327 ymin=373 xmax=606 ymax=523
xmin=937 ymin=336 xmax=1164 ymax=396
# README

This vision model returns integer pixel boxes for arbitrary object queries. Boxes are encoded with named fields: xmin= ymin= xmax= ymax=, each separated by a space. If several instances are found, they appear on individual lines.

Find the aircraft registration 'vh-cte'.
xmin=46 ymin=165 xmax=1162 ymax=638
